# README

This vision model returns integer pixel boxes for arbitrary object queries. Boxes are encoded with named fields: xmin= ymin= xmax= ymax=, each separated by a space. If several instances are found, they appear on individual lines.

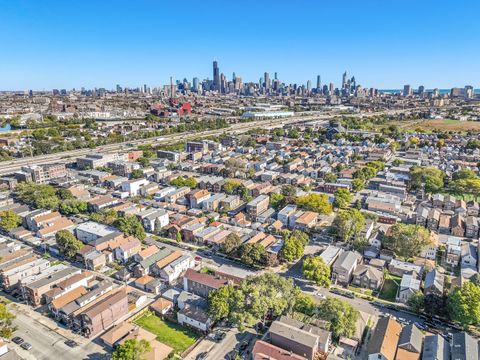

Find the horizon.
xmin=0 ymin=1 xmax=479 ymax=90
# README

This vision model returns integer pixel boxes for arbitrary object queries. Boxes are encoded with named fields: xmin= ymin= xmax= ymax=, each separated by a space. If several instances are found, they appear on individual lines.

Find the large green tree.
xmin=112 ymin=339 xmax=152 ymax=360
xmin=317 ymin=298 xmax=359 ymax=339
xmin=114 ymin=215 xmax=146 ymax=240
xmin=59 ymin=199 xmax=88 ymax=215
xmin=448 ymin=282 xmax=480 ymax=328
xmin=280 ymin=230 xmax=309 ymax=262
xmin=238 ymin=243 xmax=266 ymax=267
xmin=208 ymin=273 xmax=299 ymax=328
xmin=383 ymin=224 xmax=431 ymax=260
xmin=0 ymin=303 xmax=16 ymax=339
xmin=302 ymin=256 xmax=331 ymax=287
xmin=0 ymin=210 xmax=21 ymax=231
xmin=16 ymin=182 xmax=59 ymax=209
xmin=410 ymin=166 xmax=445 ymax=193
xmin=296 ymin=193 xmax=332 ymax=214
xmin=222 ymin=233 xmax=242 ymax=255
xmin=56 ymin=230 xmax=84 ymax=258
xmin=333 ymin=208 xmax=365 ymax=242
xmin=333 ymin=188 xmax=352 ymax=209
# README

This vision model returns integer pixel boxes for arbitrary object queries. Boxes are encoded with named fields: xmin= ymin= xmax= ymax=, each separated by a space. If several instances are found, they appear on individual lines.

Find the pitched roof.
xmin=253 ymin=340 xmax=307 ymax=360
xmin=367 ymin=317 xmax=402 ymax=360
xmin=51 ymin=286 xmax=88 ymax=310
xmin=184 ymin=269 xmax=228 ymax=290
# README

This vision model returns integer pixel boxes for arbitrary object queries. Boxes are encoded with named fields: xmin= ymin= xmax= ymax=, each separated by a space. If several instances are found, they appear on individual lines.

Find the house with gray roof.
xmin=422 ymin=335 xmax=450 ymax=360
xmin=424 ymin=269 xmax=444 ymax=297
xmin=451 ymin=332 xmax=479 ymax=360
xmin=332 ymin=251 xmax=362 ymax=285
xmin=396 ymin=324 xmax=423 ymax=359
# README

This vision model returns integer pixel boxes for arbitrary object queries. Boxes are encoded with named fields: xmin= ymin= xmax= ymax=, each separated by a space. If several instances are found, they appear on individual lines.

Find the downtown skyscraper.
xmin=213 ymin=60 xmax=220 ymax=92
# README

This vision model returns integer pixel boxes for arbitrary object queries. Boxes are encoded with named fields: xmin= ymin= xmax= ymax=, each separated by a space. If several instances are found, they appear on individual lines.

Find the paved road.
xmin=0 ymin=115 xmax=325 ymax=176
xmin=205 ymin=328 xmax=256 ymax=360
xmin=9 ymin=307 xmax=107 ymax=360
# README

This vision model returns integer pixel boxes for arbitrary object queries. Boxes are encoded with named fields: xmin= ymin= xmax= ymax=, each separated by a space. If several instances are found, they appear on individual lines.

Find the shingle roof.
xmin=367 ymin=317 xmax=402 ymax=360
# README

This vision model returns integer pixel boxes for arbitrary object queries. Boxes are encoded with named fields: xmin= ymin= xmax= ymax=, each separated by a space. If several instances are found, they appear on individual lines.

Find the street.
xmin=9 ymin=305 xmax=107 ymax=360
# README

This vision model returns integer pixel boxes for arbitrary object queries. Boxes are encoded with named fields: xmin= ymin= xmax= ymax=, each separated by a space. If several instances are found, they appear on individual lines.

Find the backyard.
xmin=135 ymin=313 xmax=200 ymax=354
xmin=378 ymin=273 xmax=401 ymax=302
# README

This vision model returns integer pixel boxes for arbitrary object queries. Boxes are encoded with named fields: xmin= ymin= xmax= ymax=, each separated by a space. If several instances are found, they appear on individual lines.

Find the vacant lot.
xmin=408 ymin=119 xmax=480 ymax=132
xmin=135 ymin=313 xmax=200 ymax=354
xmin=378 ymin=274 xmax=401 ymax=302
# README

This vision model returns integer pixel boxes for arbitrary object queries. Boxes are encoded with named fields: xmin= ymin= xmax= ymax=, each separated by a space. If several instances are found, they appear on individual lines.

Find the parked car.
xmin=21 ymin=342 xmax=32 ymax=350
xmin=226 ymin=350 xmax=238 ymax=360
xmin=65 ymin=340 xmax=78 ymax=348
xmin=12 ymin=337 xmax=24 ymax=345
xmin=196 ymin=352 xmax=208 ymax=360
xmin=215 ymin=331 xmax=226 ymax=341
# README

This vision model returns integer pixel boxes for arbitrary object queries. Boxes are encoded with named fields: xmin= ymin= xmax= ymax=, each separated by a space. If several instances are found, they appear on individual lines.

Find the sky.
xmin=0 ymin=0 xmax=479 ymax=90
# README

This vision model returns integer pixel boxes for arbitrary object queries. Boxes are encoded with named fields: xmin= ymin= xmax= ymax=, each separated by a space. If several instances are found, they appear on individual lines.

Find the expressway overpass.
xmin=0 ymin=115 xmax=326 ymax=176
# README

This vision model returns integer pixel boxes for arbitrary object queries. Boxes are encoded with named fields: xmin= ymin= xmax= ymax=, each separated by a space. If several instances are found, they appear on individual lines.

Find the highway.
xmin=0 ymin=115 xmax=323 ymax=176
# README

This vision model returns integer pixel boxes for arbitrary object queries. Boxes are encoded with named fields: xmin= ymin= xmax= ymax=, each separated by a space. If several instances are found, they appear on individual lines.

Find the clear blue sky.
xmin=0 ymin=0 xmax=478 ymax=90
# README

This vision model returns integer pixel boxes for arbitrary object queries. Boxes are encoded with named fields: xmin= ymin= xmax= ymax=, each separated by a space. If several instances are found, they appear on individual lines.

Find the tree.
xmin=294 ymin=293 xmax=317 ymax=316
xmin=169 ymin=176 xmax=197 ymax=189
xmin=59 ymin=199 xmax=88 ymax=215
xmin=130 ymin=169 xmax=144 ymax=179
xmin=352 ymin=178 xmax=365 ymax=192
xmin=269 ymin=193 xmax=285 ymax=209
xmin=223 ymin=179 xmax=241 ymax=194
xmin=296 ymin=193 xmax=332 ymax=214
xmin=16 ymin=182 xmax=59 ymax=209
xmin=114 ymin=215 xmax=146 ymax=240
xmin=407 ymin=291 xmax=425 ymax=314
xmin=317 ymin=298 xmax=359 ymax=339
xmin=324 ymin=173 xmax=337 ymax=183
xmin=302 ymin=256 xmax=331 ymax=288
xmin=410 ymin=166 xmax=445 ymax=193
xmin=56 ymin=188 xmax=74 ymax=200
xmin=0 ymin=303 xmax=16 ymax=339
xmin=238 ymin=243 xmax=265 ymax=267
xmin=281 ymin=185 xmax=297 ymax=197
xmin=208 ymin=285 xmax=237 ymax=321
xmin=208 ymin=273 xmax=299 ymax=328
xmin=333 ymin=188 xmax=352 ymax=209
xmin=222 ymin=233 xmax=242 ymax=255
xmin=0 ymin=210 xmax=21 ymax=231
xmin=55 ymin=230 xmax=83 ymax=258
xmin=137 ymin=157 xmax=150 ymax=167
xmin=333 ymin=209 xmax=365 ymax=242
xmin=448 ymin=282 xmax=480 ymax=328
xmin=176 ymin=231 xmax=182 ymax=243
xmin=112 ymin=339 xmax=152 ymax=360
xmin=383 ymin=224 xmax=431 ymax=260
xmin=154 ymin=218 xmax=162 ymax=235
xmin=279 ymin=230 xmax=308 ymax=263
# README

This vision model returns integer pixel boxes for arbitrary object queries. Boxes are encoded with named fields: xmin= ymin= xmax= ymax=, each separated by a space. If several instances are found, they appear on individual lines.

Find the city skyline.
xmin=0 ymin=0 xmax=479 ymax=90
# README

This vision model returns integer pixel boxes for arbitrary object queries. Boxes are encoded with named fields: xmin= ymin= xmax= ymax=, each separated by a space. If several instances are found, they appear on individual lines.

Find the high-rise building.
xmin=418 ymin=85 xmax=425 ymax=95
xmin=306 ymin=80 xmax=311 ymax=92
xmin=329 ymin=82 xmax=334 ymax=94
xmin=192 ymin=77 xmax=199 ymax=92
xmin=264 ymin=72 xmax=270 ymax=91
xmin=342 ymin=71 xmax=348 ymax=89
xmin=403 ymin=85 xmax=412 ymax=96
xmin=316 ymin=75 xmax=321 ymax=89
xmin=213 ymin=60 xmax=220 ymax=91
xmin=274 ymin=72 xmax=278 ymax=80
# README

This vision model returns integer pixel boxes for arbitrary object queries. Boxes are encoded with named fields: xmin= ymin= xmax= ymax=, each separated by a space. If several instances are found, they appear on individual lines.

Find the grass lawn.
xmin=378 ymin=274 xmax=401 ymax=302
xmin=135 ymin=313 xmax=200 ymax=354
